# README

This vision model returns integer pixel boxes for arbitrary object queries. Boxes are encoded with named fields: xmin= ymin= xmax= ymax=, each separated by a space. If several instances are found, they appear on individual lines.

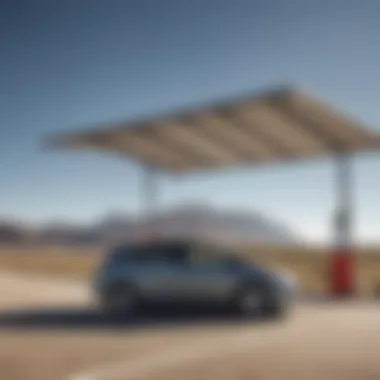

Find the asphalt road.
xmin=0 ymin=272 xmax=379 ymax=380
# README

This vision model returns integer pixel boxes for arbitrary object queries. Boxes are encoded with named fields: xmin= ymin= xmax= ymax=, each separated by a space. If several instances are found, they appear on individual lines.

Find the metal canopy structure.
xmin=47 ymin=86 xmax=380 ymax=296
xmin=48 ymin=87 xmax=380 ymax=173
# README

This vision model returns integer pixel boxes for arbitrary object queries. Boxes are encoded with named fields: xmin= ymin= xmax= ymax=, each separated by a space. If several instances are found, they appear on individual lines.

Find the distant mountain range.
xmin=0 ymin=205 xmax=300 ymax=246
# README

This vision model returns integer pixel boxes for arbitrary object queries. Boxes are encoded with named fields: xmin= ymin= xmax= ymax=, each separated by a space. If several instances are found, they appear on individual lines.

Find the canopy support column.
xmin=330 ymin=153 xmax=356 ymax=297
xmin=141 ymin=165 xmax=159 ymax=241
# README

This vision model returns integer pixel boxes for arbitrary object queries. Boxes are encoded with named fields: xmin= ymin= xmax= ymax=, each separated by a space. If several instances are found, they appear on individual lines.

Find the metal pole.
xmin=335 ymin=154 xmax=353 ymax=247
xmin=142 ymin=165 xmax=158 ymax=241
xmin=331 ymin=153 xmax=355 ymax=296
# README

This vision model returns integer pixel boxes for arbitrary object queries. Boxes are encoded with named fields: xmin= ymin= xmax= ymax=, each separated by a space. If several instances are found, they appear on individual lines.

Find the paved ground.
xmin=0 ymin=272 xmax=379 ymax=380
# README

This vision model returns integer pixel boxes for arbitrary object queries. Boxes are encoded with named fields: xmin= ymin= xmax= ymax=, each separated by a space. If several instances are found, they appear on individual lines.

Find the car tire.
xmin=234 ymin=285 xmax=287 ymax=320
xmin=261 ymin=298 xmax=288 ymax=320
xmin=100 ymin=284 xmax=138 ymax=318
xmin=234 ymin=286 xmax=264 ymax=318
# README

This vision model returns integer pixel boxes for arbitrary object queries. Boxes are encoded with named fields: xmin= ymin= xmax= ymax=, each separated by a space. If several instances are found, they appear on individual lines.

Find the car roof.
xmin=111 ymin=238 xmax=232 ymax=254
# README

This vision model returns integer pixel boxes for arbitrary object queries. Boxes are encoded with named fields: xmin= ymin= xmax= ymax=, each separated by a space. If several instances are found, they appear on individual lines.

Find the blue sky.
xmin=1 ymin=0 xmax=379 ymax=243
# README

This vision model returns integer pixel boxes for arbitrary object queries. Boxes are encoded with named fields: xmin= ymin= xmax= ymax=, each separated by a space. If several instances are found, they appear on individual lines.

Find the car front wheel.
xmin=99 ymin=285 xmax=138 ymax=317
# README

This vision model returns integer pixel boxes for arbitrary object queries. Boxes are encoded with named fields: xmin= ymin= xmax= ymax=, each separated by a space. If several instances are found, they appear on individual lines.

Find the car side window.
xmin=188 ymin=246 xmax=230 ymax=269
xmin=108 ymin=244 xmax=188 ymax=268
xmin=107 ymin=247 xmax=133 ymax=266
xmin=161 ymin=247 xmax=187 ymax=266
xmin=129 ymin=249 xmax=164 ymax=265
xmin=129 ymin=245 xmax=187 ymax=267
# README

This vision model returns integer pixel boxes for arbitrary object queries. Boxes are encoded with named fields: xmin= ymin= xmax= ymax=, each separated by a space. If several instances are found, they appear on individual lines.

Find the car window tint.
xmin=128 ymin=248 xmax=162 ymax=264
xmin=107 ymin=246 xmax=133 ymax=264
xmin=109 ymin=244 xmax=187 ymax=266
xmin=154 ymin=245 xmax=187 ymax=266
xmin=189 ymin=245 xmax=229 ymax=268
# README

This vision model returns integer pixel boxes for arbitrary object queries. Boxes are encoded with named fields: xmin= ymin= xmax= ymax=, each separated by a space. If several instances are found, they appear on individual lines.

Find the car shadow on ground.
xmin=0 ymin=305 xmax=273 ymax=332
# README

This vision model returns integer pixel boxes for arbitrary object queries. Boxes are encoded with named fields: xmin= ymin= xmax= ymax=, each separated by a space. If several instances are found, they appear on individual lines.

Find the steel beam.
xmin=141 ymin=165 xmax=159 ymax=240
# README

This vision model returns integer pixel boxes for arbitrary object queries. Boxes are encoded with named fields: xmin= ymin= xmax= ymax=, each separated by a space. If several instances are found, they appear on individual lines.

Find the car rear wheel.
xmin=235 ymin=286 xmax=287 ymax=320
xmin=236 ymin=287 xmax=264 ymax=317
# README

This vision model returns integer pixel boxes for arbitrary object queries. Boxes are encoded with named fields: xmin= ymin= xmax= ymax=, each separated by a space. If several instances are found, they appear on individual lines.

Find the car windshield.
xmin=106 ymin=245 xmax=136 ymax=264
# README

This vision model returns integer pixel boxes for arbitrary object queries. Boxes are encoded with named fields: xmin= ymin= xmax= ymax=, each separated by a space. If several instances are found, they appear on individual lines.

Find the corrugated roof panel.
xmin=234 ymin=103 xmax=329 ymax=157
xmin=192 ymin=112 xmax=278 ymax=161
xmin=61 ymin=130 xmax=191 ymax=171
xmin=148 ymin=120 xmax=242 ymax=165
xmin=47 ymin=87 xmax=380 ymax=173
xmin=282 ymin=90 xmax=378 ymax=150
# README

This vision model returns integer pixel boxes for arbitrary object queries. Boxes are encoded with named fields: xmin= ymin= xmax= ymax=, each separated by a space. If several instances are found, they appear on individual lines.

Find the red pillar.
xmin=330 ymin=250 xmax=355 ymax=296
xmin=330 ymin=154 xmax=356 ymax=296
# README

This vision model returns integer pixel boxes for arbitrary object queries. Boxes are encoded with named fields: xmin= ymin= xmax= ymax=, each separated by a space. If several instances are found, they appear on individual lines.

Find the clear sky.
xmin=1 ymin=0 xmax=379 ymax=243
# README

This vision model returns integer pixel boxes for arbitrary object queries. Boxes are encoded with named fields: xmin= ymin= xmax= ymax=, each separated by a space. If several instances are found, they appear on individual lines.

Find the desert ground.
xmin=1 ymin=244 xmax=380 ymax=293
xmin=0 ymin=246 xmax=380 ymax=380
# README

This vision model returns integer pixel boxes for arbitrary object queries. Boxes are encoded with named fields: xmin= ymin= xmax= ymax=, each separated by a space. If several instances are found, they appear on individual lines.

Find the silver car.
xmin=94 ymin=240 xmax=295 ymax=319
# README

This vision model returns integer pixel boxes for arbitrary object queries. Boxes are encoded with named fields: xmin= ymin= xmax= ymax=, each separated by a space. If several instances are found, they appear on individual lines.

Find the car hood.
xmin=245 ymin=264 xmax=297 ymax=291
